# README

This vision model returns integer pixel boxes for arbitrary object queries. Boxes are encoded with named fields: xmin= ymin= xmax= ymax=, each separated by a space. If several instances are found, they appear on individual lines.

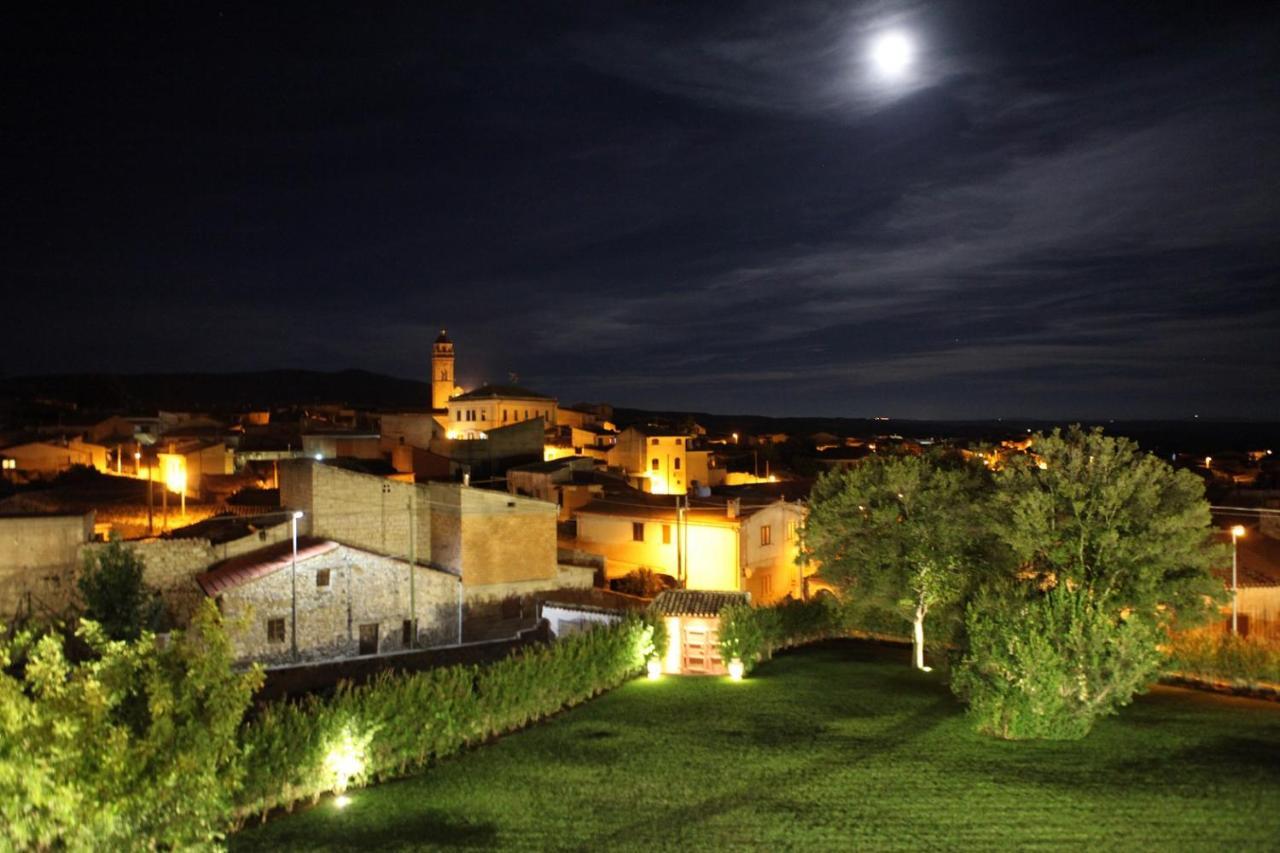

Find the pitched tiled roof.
xmin=196 ymin=537 xmax=338 ymax=597
xmin=650 ymin=589 xmax=750 ymax=617
xmin=452 ymin=384 xmax=555 ymax=402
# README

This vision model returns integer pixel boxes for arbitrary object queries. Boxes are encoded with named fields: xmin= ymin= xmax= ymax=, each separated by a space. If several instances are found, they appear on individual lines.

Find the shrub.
xmin=0 ymin=601 xmax=261 ymax=850
xmin=1165 ymin=631 xmax=1280 ymax=686
xmin=612 ymin=568 xmax=669 ymax=598
xmin=952 ymin=585 xmax=1163 ymax=740
xmin=77 ymin=537 xmax=164 ymax=640
xmin=718 ymin=604 xmax=768 ymax=672
xmin=717 ymin=597 xmax=849 ymax=676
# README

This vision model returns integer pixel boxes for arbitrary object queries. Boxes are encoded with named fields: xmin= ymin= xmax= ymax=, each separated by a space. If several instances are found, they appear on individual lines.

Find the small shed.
xmin=650 ymin=589 xmax=750 ymax=675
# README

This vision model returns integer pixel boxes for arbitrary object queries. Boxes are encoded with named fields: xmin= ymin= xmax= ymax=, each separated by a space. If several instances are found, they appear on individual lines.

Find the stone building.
xmin=608 ymin=425 xmax=711 ymax=496
xmin=573 ymin=495 xmax=809 ymax=604
xmin=196 ymin=538 xmax=460 ymax=664
xmin=0 ymin=512 xmax=94 ymax=620
xmin=446 ymin=384 xmax=557 ymax=440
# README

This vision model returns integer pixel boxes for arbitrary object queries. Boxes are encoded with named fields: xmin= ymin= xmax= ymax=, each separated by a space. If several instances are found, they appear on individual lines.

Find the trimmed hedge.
xmin=234 ymin=614 xmax=660 ymax=823
xmin=1165 ymin=631 xmax=1280 ymax=688
xmin=717 ymin=596 xmax=847 ymax=675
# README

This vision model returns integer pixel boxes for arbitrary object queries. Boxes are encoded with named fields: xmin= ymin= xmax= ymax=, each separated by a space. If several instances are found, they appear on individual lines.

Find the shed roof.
xmin=196 ymin=537 xmax=338 ymax=596
xmin=650 ymin=589 xmax=750 ymax=617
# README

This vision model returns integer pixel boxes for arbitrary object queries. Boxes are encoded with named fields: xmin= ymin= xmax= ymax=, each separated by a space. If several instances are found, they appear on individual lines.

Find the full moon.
xmin=870 ymin=31 xmax=914 ymax=77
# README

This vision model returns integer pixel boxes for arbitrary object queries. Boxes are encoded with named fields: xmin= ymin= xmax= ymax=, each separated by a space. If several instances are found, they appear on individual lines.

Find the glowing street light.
xmin=1230 ymin=524 xmax=1246 ymax=635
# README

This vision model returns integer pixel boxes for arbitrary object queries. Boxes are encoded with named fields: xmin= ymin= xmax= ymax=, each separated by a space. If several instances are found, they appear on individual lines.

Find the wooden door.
xmin=682 ymin=624 xmax=722 ymax=674
xmin=358 ymin=623 xmax=379 ymax=655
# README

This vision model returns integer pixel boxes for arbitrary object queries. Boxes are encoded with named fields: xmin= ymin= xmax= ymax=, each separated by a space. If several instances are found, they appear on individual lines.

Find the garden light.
xmin=324 ymin=729 xmax=366 ymax=795
xmin=334 ymin=795 xmax=351 ymax=809
xmin=728 ymin=659 xmax=745 ymax=681
xmin=646 ymin=658 xmax=661 ymax=680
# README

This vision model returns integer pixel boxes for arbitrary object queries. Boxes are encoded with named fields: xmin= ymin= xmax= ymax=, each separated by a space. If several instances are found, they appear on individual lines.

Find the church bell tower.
xmin=431 ymin=329 xmax=455 ymax=410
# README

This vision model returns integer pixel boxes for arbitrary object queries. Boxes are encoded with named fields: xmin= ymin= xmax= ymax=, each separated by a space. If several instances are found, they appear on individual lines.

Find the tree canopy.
xmin=803 ymin=452 xmax=989 ymax=669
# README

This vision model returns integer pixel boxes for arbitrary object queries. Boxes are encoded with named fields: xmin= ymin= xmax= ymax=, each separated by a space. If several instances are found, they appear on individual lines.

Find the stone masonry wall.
xmin=280 ymin=460 xmax=431 ymax=563
xmin=80 ymin=537 xmax=218 ymax=625
xmin=217 ymin=543 xmax=460 ymax=665
xmin=0 ymin=513 xmax=93 ymax=619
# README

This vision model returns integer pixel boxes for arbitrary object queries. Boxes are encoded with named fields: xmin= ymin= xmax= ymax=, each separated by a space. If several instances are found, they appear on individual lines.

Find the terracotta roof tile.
xmin=197 ymin=537 xmax=338 ymax=597
xmin=649 ymin=589 xmax=750 ymax=617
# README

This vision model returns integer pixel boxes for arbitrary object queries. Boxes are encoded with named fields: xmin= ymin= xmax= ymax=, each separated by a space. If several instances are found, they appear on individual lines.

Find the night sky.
xmin=6 ymin=2 xmax=1278 ymax=419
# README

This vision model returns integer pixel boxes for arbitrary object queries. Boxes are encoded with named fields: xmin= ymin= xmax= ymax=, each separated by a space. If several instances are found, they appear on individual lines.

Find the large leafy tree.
xmin=77 ymin=537 xmax=164 ymax=641
xmin=0 ymin=601 xmax=262 ymax=849
xmin=991 ymin=426 xmax=1223 ymax=622
xmin=954 ymin=426 xmax=1225 ymax=739
xmin=803 ymin=453 xmax=988 ymax=670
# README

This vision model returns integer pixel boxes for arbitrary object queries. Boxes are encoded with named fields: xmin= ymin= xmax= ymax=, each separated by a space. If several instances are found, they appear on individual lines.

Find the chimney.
xmin=726 ymin=498 xmax=740 ymax=519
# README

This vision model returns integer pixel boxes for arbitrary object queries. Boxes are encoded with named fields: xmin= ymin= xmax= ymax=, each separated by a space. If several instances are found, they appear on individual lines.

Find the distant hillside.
xmin=0 ymin=370 xmax=430 ymax=414
xmin=613 ymin=407 xmax=1280 ymax=457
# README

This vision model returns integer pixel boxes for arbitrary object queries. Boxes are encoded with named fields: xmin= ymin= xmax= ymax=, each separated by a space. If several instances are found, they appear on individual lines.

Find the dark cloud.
xmin=3 ymin=1 xmax=1277 ymax=418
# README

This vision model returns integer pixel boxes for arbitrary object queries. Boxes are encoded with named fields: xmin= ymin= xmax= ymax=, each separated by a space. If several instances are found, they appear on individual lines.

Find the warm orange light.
xmin=1231 ymin=525 xmax=1246 ymax=539
xmin=1204 ymin=456 xmax=1212 ymax=468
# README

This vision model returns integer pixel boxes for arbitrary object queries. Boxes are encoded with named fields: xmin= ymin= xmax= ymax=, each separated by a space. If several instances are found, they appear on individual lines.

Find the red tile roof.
xmin=196 ymin=537 xmax=339 ymax=597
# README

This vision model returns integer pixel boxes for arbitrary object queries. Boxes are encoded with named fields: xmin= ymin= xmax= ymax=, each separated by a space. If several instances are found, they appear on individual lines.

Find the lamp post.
xmin=1230 ymin=524 xmax=1246 ymax=635
xmin=291 ymin=510 xmax=304 ymax=660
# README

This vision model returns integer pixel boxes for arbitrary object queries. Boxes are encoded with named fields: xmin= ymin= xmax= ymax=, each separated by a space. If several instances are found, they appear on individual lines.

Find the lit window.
xmin=632 ymin=522 xmax=645 ymax=542
xmin=267 ymin=618 xmax=286 ymax=643
xmin=786 ymin=521 xmax=797 ymax=541
xmin=662 ymin=524 xmax=671 ymax=544
xmin=316 ymin=569 xmax=331 ymax=588
xmin=651 ymin=458 xmax=660 ymax=471
xmin=760 ymin=525 xmax=772 ymax=546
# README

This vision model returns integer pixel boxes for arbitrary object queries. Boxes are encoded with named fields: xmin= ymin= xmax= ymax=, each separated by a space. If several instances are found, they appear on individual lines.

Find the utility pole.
xmin=407 ymin=490 xmax=417 ymax=649
xmin=675 ymin=494 xmax=683 ymax=584
xmin=161 ymin=473 xmax=168 ymax=532
xmin=146 ymin=460 xmax=154 ymax=536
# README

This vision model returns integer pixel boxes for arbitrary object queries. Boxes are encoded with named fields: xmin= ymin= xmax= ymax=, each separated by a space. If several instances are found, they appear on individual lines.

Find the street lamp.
xmin=1230 ymin=524 xmax=1246 ymax=635
xmin=291 ymin=510 xmax=304 ymax=660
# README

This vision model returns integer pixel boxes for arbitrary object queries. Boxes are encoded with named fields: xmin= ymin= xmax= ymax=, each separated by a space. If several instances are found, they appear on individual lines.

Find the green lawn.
xmin=232 ymin=640 xmax=1280 ymax=851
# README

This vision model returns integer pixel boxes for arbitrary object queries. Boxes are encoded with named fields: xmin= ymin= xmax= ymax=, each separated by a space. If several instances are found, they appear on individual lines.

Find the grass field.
xmin=232 ymin=640 xmax=1280 ymax=851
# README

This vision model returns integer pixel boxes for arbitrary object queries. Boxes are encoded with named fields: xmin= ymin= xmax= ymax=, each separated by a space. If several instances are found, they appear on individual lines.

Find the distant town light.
xmin=1204 ymin=456 xmax=1212 ymax=468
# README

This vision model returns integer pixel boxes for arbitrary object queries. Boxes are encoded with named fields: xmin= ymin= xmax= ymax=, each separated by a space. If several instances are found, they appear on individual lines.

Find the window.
xmin=316 ymin=569 xmax=331 ymax=588
xmin=674 ymin=458 xmax=681 ymax=470
xmin=267 ymin=618 xmax=286 ymax=643
xmin=676 ymin=438 xmax=683 ymax=445
xmin=632 ymin=521 xmax=645 ymax=542
xmin=760 ymin=525 xmax=772 ymax=546
xmin=651 ymin=458 xmax=660 ymax=471
xmin=786 ymin=520 xmax=798 ymax=541
xmin=402 ymin=619 xmax=416 ymax=646
xmin=651 ymin=438 xmax=659 ymax=445
xmin=662 ymin=524 xmax=671 ymax=544
xmin=503 ymin=409 xmax=508 ymax=422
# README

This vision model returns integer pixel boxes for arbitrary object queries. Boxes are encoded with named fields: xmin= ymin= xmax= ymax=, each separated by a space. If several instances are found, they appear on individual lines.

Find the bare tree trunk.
xmin=913 ymin=602 xmax=932 ymax=672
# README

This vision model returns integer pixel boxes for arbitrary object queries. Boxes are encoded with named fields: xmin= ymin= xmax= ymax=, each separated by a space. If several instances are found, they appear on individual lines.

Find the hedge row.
xmin=717 ymin=596 xmax=848 ymax=674
xmin=234 ymin=613 xmax=660 ymax=823
xmin=1165 ymin=630 xmax=1280 ymax=688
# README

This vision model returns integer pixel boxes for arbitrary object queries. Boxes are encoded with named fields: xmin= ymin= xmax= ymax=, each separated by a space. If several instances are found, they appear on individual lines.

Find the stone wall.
xmin=464 ymin=564 xmax=595 ymax=604
xmin=217 ymin=543 xmax=460 ymax=665
xmin=80 ymin=537 xmax=218 ymax=625
xmin=0 ymin=513 xmax=93 ymax=619
xmin=428 ymin=483 xmax=558 ymax=589
xmin=280 ymin=459 xmax=430 ymax=562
